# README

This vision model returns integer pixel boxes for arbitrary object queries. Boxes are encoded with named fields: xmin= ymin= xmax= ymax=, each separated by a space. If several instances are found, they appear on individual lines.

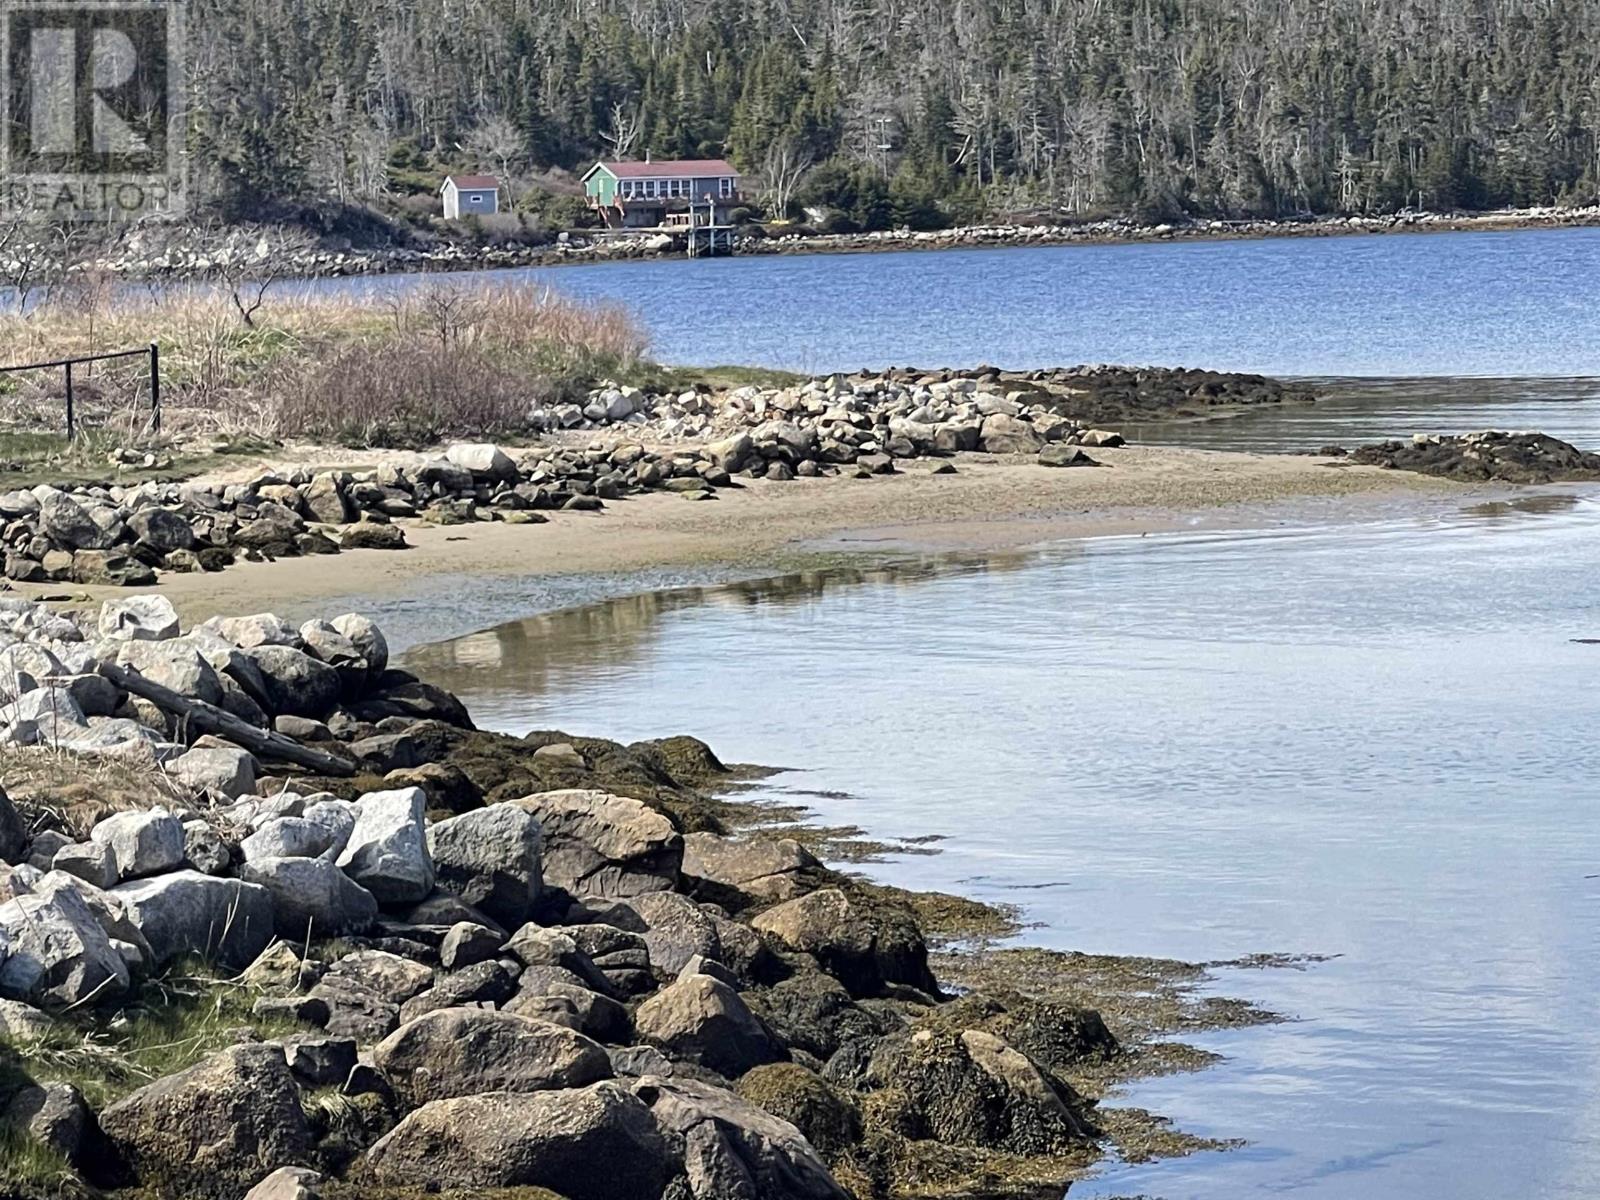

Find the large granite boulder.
xmin=864 ymin=1024 xmax=1096 ymax=1154
xmin=89 ymin=809 xmax=185 ymax=882
xmin=511 ymin=789 xmax=681 ymax=899
xmin=372 ymin=1007 xmax=613 ymax=1107
xmin=365 ymin=1082 xmax=674 ymax=1200
xmin=335 ymin=787 xmax=433 ymax=903
xmin=752 ymin=887 xmax=938 ymax=997
xmin=100 ymin=1043 xmax=312 ymax=1199
xmin=0 ymin=884 xmax=130 ymax=1008
xmin=633 ymin=1074 xmax=850 ymax=1200
xmin=241 ymin=645 xmax=342 ymax=718
xmin=427 ymin=803 xmax=542 ymax=927
xmin=239 ymin=856 xmax=378 ymax=939
xmin=634 ymin=974 xmax=788 ymax=1078
xmin=682 ymin=833 xmax=822 ymax=909
xmin=98 ymin=595 xmax=181 ymax=641
xmin=110 ymin=871 xmax=275 ymax=968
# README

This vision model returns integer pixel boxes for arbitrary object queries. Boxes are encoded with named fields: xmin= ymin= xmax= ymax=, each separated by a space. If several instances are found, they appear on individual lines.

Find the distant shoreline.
xmin=65 ymin=203 xmax=1600 ymax=285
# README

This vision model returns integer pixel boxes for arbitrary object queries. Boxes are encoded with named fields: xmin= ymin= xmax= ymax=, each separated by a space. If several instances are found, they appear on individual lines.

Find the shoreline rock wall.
xmin=5 ymin=365 xmax=1302 ymax=588
xmin=24 ymin=204 xmax=1600 ymax=281
xmin=0 ymin=595 xmax=1119 ymax=1200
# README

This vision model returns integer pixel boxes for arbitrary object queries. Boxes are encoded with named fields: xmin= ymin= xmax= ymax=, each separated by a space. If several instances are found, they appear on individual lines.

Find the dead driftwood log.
xmin=97 ymin=660 xmax=357 ymax=777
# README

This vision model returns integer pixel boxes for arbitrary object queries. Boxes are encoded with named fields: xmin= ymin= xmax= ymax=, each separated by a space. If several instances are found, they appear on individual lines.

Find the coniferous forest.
xmin=190 ymin=0 xmax=1600 ymax=229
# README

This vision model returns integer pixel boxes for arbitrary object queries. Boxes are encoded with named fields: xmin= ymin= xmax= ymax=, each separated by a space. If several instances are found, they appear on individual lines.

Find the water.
xmin=1131 ymin=377 xmax=1600 ymax=453
xmin=290 ymin=227 xmax=1600 ymax=376
xmin=405 ymin=493 xmax=1600 ymax=1200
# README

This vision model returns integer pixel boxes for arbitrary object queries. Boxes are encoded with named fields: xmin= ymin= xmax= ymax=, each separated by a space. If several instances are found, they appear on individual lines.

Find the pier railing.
xmin=0 ymin=343 xmax=161 ymax=440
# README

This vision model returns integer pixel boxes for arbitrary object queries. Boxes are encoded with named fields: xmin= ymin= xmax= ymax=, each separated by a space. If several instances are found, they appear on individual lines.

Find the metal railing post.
xmin=149 ymin=341 xmax=160 ymax=435
xmin=64 ymin=361 xmax=74 ymax=441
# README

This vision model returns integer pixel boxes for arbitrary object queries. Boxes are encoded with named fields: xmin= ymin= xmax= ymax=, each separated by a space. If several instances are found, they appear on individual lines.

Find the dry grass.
xmin=0 ymin=744 xmax=189 ymax=839
xmin=0 ymin=280 xmax=648 ymax=447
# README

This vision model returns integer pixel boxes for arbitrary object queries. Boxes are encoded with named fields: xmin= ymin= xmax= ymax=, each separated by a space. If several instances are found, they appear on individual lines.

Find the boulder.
xmin=201 ymin=613 xmax=300 ymax=650
xmin=308 ymin=949 xmax=432 ymax=1042
xmin=100 ymin=1043 xmax=312 ymax=1200
xmin=398 ymin=958 xmax=520 ymax=1022
xmin=0 ymin=883 xmax=130 ymax=1008
xmin=511 ymin=789 xmax=681 ymax=900
xmin=243 ymin=1166 xmax=324 ymax=1200
xmin=445 ymin=443 xmax=516 ymax=479
xmin=737 ymin=1062 xmax=863 ymax=1159
xmin=439 ymin=921 xmax=502 ymax=970
xmin=70 ymin=549 xmax=155 ymax=586
xmin=329 ymin=613 xmax=388 ymax=676
xmin=634 ymin=974 xmax=788 ymax=1078
xmin=114 ymin=637 xmax=225 ymax=705
xmin=978 ymin=413 xmax=1044 ymax=454
xmin=336 ymin=787 xmax=433 ymax=903
xmin=682 ymin=834 xmax=822 ymax=908
xmin=110 ymin=871 xmax=276 ymax=968
xmin=239 ymin=856 xmax=378 ymax=939
xmin=865 ymin=1024 xmax=1095 ymax=1153
xmin=373 ymin=1007 xmax=613 ymax=1107
xmin=1038 ymin=444 xmax=1100 ymax=468
xmin=365 ymin=1082 xmax=674 ymax=1200
xmin=4 ymin=1079 xmax=92 ymax=1168
xmin=241 ymin=813 xmax=347 ymax=863
xmin=625 ymin=891 xmax=723 ymax=976
xmin=52 ymin=840 xmax=117 ymax=889
xmin=504 ymin=980 xmax=632 ymax=1044
xmin=633 ymin=1074 xmax=849 ymax=1200
xmin=182 ymin=821 xmax=231 ymax=875
xmin=168 ymin=746 xmax=257 ymax=799
xmin=127 ymin=507 xmax=196 ymax=554
xmin=37 ymin=490 xmax=116 ymax=550
xmin=98 ymin=594 xmax=181 ymax=641
xmin=242 ymin=646 xmax=342 ymax=718
xmin=89 ymin=809 xmax=184 ymax=880
xmin=0 ymin=997 xmax=55 ymax=1041
xmin=751 ymin=887 xmax=937 ymax=998
xmin=297 ymin=620 xmax=366 ymax=690
xmin=427 ymin=804 xmax=542 ymax=927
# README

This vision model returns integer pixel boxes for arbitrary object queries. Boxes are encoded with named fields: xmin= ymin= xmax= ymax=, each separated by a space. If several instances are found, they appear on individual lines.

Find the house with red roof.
xmin=581 ymin=157 xmax=741 ymax=229
xmin=439 ymin=174 xmax=501 ymax=219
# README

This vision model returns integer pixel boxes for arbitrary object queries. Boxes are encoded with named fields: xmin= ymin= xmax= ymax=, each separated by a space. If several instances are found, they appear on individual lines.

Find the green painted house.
xmin=582 ymin=158 xmax=741 ymax=229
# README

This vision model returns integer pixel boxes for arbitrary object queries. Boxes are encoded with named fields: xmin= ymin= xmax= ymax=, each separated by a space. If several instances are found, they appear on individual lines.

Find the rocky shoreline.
xmin=46 ymin=204 xmax=1600 ymax=281
xmin=0 ymin=592 xmax=1274 ymax=1200
xmin=2 ymin=366 xmax=1304 ymax=588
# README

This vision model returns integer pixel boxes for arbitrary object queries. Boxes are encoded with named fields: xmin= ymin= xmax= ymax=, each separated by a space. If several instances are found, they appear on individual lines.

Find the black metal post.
xmin=64 ymin=361 xmax=74 ymax=441
xmin=149 ymin=341 xmax=161 ymax=435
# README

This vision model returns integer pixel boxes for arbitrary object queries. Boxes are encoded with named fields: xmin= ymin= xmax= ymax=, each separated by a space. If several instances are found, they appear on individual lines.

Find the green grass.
xmin=0 ymin=1125 xmax=76 ymax=1198
xmin=0 ymin=960 xmax=308 ymax=1113
xmin=0 ymin=429 xmax=220 ymax=491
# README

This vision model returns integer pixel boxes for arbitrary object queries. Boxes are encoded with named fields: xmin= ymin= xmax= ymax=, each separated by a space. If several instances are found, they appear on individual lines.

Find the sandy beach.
xmin=18 ymin=445 xmax=1466 ymax=631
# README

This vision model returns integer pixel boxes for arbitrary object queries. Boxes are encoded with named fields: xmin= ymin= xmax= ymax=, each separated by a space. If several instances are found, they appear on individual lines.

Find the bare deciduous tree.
xmin=758 ymin=138 xmax=814 ymax=218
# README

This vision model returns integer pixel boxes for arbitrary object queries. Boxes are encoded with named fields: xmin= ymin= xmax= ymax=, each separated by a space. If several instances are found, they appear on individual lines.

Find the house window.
xmin=719 ymin=177 xmax=733 ymax=199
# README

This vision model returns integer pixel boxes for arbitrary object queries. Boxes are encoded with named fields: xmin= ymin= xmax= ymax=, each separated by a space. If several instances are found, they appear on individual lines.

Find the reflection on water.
xmin=413 ymin=491 xmax=1600 ymax=1200
xmin=405 ymin=552 xmax=1041 ymax=724
xmin=1128 ymin=376 xmax=1600 ymax=454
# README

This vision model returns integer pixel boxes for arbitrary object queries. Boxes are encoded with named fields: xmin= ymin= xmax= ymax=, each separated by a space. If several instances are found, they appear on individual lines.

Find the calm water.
xmin=292 ymin=227 xmax=1600 ymax=376
xmin=405 ymin=494 xmax=1600 ymax=1200
xmin=1133 ymin=377 xmax=1600 ymax=453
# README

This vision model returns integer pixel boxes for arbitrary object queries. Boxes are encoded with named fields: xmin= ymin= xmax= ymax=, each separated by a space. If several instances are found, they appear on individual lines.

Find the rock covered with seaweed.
xmin=0 ymin=593 xmax=1156 ymax=1200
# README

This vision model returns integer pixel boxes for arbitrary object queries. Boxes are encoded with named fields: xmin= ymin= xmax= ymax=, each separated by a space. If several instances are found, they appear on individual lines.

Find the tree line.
xmin=188 ymin=0 xmax=1600 ymax=230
